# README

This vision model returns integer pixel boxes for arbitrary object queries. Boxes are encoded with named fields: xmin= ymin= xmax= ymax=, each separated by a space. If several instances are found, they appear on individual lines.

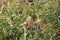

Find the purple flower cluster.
xmin=27 ymin=25 xmax=35 ymax=30
xmin=24 ymin=23 xmax=35 ymax=30
xmin=28 ymin=0 xmax=33 ymax=3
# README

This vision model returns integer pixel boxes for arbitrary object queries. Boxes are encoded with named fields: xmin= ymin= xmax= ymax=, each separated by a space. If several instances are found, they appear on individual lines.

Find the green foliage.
xmin=0 ymin=0 xmax=60 ymax=40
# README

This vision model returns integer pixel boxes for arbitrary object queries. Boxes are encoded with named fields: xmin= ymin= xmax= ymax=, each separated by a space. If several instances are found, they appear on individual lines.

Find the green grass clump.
xmin=0 ymin=0 xmax=60 ymax=40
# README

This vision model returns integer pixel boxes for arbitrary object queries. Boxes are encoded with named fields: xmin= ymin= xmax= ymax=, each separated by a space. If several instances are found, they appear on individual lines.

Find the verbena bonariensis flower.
xmin=27 ymin=25 xmax=35 ymax=30
xmin=28 ymin=0 xmax=33 ymax=3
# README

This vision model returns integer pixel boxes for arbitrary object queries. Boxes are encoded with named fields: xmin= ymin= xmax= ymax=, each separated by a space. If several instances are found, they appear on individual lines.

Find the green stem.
xmin=24 ymin=27 xmax=26 ymax=40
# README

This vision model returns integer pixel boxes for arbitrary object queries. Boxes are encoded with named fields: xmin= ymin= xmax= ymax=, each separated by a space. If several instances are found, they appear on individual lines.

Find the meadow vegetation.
xmin=0 ymin=0 xmax=60 ymax=40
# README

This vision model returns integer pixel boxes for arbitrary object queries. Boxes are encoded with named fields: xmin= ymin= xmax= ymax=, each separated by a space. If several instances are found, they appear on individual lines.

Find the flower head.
xmin=27 ymin=25 xmax=35 ymax=30
xmin=28 ymin=0 xmax=33 ymax=3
